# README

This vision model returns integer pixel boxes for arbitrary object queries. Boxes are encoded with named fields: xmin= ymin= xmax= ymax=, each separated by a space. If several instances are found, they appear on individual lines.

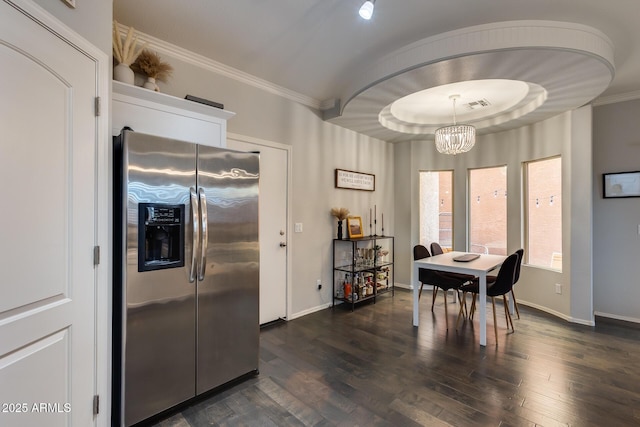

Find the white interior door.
xmin=227 ymin=136 xmax=289 ymax=325
xmin=0 ymin=1 xmax=97 ymax=426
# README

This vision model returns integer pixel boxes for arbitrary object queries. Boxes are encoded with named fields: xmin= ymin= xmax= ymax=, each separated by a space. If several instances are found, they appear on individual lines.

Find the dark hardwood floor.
xmin=151 ymin=289 xmax=640 ymax=426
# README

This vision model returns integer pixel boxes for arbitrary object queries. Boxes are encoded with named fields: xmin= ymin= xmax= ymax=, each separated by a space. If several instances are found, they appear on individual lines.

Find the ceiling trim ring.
xmin=339 ymin=20 xmax=614 ymax=111
xmin=327 ymin=20 xmax=615 ymax=142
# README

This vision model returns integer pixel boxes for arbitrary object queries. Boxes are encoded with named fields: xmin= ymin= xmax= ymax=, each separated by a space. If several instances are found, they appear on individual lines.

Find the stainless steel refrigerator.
xmin=112 ymin=129 xmax=259 ymax=426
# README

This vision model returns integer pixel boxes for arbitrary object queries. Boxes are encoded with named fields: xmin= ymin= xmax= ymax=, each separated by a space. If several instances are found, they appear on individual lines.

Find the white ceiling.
xmin=114 ymin=0 xmax=640 ymax=142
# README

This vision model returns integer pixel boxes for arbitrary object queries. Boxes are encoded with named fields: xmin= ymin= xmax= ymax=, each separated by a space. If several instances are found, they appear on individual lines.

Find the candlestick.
xmin=381 ymin=213 xmax=384 ymax=236
xmin=374 ymin=204 xmax=377 ymax=236
xmin=369 ymin=208 xmax=373 ymax=236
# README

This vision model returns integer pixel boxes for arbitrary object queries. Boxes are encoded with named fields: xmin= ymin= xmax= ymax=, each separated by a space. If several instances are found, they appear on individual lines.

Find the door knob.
xmin=279 ymin=242 xmax=287 ymax=247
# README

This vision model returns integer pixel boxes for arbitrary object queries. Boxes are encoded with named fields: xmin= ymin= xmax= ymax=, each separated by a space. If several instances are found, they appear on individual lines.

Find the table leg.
xmin=413 ymin=263 xmax=419 ymax=326
xmin=479 ymin=272 xmax=486 ymax=346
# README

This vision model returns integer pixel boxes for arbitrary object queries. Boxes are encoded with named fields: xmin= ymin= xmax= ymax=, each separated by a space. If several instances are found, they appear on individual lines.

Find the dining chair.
xmin=429 ymin=242 xmax=475 ymax=316
xmin=413 ymin=244 xmax=471 ymax=330
xmin=430 ymin=242 xmax=445 ymax=255
xmin=462 ymin=248 xmax=523 ymax=321
xmin=510 ymin=249 xmax=524 ymax=319
xmin=413 ymin=244 xmax=431 ymax=301
xmin=456 ymin=252 xmax=519 ymax=343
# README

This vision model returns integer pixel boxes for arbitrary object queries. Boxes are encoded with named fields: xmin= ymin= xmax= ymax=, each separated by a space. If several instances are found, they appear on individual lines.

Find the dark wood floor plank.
xmin=149 ymin=289 xmax=640 ymax=427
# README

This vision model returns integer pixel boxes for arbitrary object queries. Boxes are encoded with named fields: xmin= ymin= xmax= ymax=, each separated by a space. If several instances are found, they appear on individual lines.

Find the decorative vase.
xmin=143 ymin=76 xmax=159 ymax=92
xmin=337 ymin=220 xmax=343 ymax=240
xmin=113 ymin=63 xmax=135 ymax=85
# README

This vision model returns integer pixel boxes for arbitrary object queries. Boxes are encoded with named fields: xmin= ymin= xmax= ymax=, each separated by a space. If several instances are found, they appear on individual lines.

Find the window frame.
xmin=523 ymin=155 xmax=562 ymax=271
xmin=418 ymin=169 xmax=455 ymax=251
xmin=467 ymin=164 xmax=508 ymax=255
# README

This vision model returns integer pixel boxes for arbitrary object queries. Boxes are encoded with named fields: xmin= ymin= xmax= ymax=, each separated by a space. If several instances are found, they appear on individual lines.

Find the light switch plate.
xmin=294 ymin=223 xmax=303 ymax=233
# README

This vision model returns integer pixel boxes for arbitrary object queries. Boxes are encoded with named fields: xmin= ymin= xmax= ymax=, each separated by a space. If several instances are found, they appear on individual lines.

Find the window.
xmin=469 ymin=166 xmax=507 ymax=255
xmin=419 ymin=170 xmax=453 ymax=250
xmin=525 ymin=157 xmax=562 ymax=270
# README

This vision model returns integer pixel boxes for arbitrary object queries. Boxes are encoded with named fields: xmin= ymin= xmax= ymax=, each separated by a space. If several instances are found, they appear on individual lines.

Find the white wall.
xmin=68 ymin=2 xmax=636 ymax=324
xmin=593 ymin=99 xmax=640 ymax=323
xmin=32 ymin=0 xmax=111 ymax=54
xmin=153 ymin=53 xmax=394 ymax=317
xmin=394 ymin=107 xmax=594 ymax=324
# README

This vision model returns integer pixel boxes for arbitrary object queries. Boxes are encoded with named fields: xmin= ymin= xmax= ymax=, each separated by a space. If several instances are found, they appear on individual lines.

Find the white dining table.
xmin=413 ymin=251 xmax=507 ymax=346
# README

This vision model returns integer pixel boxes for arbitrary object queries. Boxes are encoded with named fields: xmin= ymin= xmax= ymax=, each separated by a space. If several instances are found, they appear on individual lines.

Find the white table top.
xmin=414 ymin=251 xmax=506 ymax=276
xmin=412 ymin=251 xmax=508 ymax=346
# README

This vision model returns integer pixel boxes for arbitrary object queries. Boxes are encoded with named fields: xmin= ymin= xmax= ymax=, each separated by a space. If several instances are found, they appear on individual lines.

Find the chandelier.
xmin=434 ymin=95 xmax=476 ymax=155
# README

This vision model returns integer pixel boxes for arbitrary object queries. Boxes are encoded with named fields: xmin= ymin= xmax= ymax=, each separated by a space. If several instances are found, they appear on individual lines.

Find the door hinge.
xmin=93 ymin=395 xmax=99 ymax=415
xmin=94 ymin=96 xmax=101 ymax=116
xmin=93 ymin=246 xmax=100 ymax=266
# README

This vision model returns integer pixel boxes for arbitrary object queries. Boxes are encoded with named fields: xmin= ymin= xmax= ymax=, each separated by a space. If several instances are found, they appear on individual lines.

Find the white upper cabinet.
xmin=112 ymin=81 xmax=235 ymax=147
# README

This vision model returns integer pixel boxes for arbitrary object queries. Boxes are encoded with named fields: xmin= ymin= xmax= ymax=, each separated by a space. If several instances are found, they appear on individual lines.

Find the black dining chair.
xmin=430 ymin=242 xmax=476 ymax=317
xmin=413 ymin=244 xmax=431 ymax=301
xmin=413 ymin=244 xmax=472 ymax=330
xmin=510 ymin=249 xmax=524 ymax=319
xmin=462 ymin=248 xmax=523 ymax=322
xmin=430 ymin=242 xmax=445 ymax=255
xmin=456 ymin=252 xmax=519 ymax=343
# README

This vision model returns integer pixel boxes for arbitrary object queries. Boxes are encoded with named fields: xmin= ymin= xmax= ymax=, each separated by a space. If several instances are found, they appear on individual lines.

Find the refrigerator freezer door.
xmin=195 ymin=145 xmax=260 ymax=394
xmin=121 ymin=131 xmax=198 ymax=426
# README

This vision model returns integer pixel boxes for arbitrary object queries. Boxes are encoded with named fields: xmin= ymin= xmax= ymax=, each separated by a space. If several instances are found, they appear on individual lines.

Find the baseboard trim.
xmin=518 ymin=300 xmax=595 ymax=326
xmin=289 ymin=302 xmax=333 ymax=320
xmin=594 ymin=311 xmax=640 ymax=325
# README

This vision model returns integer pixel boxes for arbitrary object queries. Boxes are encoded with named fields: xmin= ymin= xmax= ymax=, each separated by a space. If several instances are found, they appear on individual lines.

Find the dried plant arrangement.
xmin=112 ymin=20 xmax=146 ymax=66
xmin=330 ymin=207 xmax=350 ymax=221
xmin=132 ymin=50 xmax=174 ymax=83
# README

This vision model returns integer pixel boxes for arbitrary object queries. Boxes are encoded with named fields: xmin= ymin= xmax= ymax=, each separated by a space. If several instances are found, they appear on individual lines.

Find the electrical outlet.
xmin=317 ymin=279 xmax=322 ymax=290
xmin=555 ymin=283 xmax=562 ymax=294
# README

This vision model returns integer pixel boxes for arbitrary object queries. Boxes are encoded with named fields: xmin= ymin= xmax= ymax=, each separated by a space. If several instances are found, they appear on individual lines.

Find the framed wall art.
xmin=347 ymin=216 xmax=364 ymax=238
xmin=335 ymin=169 xmax=375 ymax=191
xmin=603 ymin=171 xmax=640 ymax=198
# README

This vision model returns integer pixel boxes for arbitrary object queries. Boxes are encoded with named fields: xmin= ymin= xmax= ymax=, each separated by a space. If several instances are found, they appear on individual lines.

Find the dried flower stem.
xmin=330 ymin=207 xmax=350 ymax=221
xmin=133 ymin=50 xmax=174 ymax=82
xmin=113 ymin=20 xmax=147 ymax=66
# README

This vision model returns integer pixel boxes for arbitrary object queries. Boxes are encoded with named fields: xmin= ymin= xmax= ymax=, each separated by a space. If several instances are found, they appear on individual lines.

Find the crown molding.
xmin=116 ymin=24 xmax=322 ymax=110
xmin=592 ymin=90 xmax=640 ymax=106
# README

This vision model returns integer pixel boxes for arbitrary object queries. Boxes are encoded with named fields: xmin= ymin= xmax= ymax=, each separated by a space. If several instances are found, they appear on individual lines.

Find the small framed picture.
xmin=603 ymin=171 xmax=640 ymax=198
xmin=347 ymin=216 xmax=364 ymax=239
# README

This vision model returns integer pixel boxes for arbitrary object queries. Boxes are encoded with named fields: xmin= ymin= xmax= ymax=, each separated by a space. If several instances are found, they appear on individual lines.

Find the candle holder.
xmin=374 ymin=205 xmax=377 ymax=236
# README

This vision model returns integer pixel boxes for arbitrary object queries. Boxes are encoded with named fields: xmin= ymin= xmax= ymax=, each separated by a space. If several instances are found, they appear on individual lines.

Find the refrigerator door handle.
xmin=189 ymin=187 xmax=200 ymax=283
xmin=197 ymin=187 xmax=208 ymax=281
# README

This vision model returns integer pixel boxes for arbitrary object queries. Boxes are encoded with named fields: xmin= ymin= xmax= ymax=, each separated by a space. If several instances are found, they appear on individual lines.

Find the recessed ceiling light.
xmin=359 ymin=0 xmax=375 ymax=20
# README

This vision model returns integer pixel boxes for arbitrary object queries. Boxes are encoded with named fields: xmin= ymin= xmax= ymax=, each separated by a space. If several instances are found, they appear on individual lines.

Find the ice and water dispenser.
xmin=138 ymin=203 xmax=185 ymax=272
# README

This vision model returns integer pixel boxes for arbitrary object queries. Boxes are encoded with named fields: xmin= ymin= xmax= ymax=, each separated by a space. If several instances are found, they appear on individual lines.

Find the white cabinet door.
xmin=0 ymin=1 xmax=97 ymax=425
